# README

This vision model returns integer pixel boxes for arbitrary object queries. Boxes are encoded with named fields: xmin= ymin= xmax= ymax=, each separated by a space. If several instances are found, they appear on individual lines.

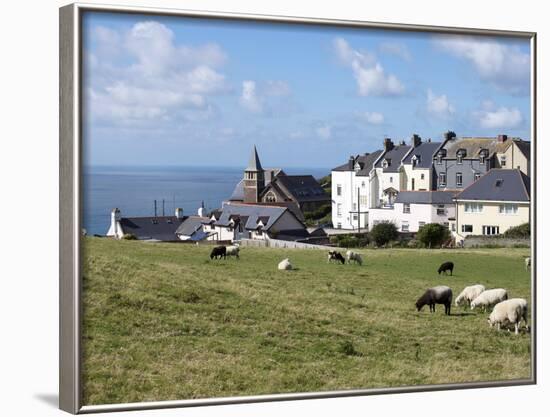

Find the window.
xmin=360 ymin=195 xmax=368 ymax=206
xmin=499 ymin=204 xmax=518 ymax=215
xmin=403 ymin=203 xmax=411 ymax=214
xmin=401 ymin=221 xmax=409 ymax=232
xmin=421 ymin=173 xmax=425 ymax=180
xmin=437 ymin=155 xmax=443 ymax=164
xmin=483 ymin=225 xmax=500 ymax=235
xmin=336 ymin=184 xmax=342 ymax=196
xmin=418 ymin=221 xmax=426 ymax=229
xmin=439 ymin=172 xmax=446 ymax=187
xmin=390 ymin=176 xmax=393 ymax=183
xmin=500 ymin=155 xmax=507 ymax=167
xmin=474 ymin=173 xmax=481 ymax=181
xmin=257 ymin=229 xmax=263 ymax=236
xmin=337 ymin=222 xmax=342 ymax=229
xmin=451 ymin=223 xmax=456 ymax=232
xmin=336 ymin=204 xmax=342 ymax=217
xmin=437 ymin=205 xmax=445 ymax=215
xmin=411 ymin=178 xmax=415 ymax=190
xmin=210 ymin=224 xmax=215 ymax=230
xmin=456 ymin=172 xmax=463 ymax=187
xmin=361 ymin=181 xmax=365 ymax=188
xmin=352 ymin=213 xmax=358 ymax=221
xmin=265 ymin=192 xmax=276 ymax=203
xmin=462 ymin=224 xmax=473 ymax=233
xmin=465 ymin=203 xmax=483 ymax=213
xmin=457 ymin=155 xmax=463 ymax=164
xmin=353 ymin=203 xmax=357 ymax=211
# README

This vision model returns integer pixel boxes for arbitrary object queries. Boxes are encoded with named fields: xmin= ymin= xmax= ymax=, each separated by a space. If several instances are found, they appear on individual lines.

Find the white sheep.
xmin=278 ymin=258 xmax=293 ymax=270
xmin=455 ymin=284 xmax=486 ymax=307
xmin=470 ymin=288 xmax=508 ymax=312
xmin=488 ymin=298 xmax=529 ymax=335
xmin=225 ymin=245 xmax=240 ymax=259
xmin=525 ymin=257 xmax=531 ymax=270
xmin=346 ymin=250 xmax=363 ymax=266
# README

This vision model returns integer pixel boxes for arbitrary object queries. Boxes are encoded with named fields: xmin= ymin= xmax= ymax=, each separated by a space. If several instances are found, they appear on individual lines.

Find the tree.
xmin=416 ymin=223 xmax=450 ymax=248
xmin=369 ymin=222 xmax=398 ymax=247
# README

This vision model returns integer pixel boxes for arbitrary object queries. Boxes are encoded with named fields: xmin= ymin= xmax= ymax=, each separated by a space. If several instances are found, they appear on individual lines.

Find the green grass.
xmin=82 ymin=238 xmax=532 ymax=405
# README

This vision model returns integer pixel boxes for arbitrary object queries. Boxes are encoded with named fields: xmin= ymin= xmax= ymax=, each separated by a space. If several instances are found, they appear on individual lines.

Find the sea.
xmin=83 ymin=166 xmax=330 ymax=236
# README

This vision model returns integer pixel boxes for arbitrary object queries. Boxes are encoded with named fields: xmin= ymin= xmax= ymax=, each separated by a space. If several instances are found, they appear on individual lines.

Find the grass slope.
xmin=82 ymin=238 xmax=531 ymax=405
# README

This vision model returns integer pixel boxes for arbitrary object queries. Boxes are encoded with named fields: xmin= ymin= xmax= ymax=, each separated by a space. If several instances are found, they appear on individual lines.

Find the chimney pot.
xmin=175 ymin=207 xmax=184 ymax=219
xmin=411 ymin=134 xmax=422 ymax=148
xmin=497 ymin=134 xmax=508 ymax=143
xmin=383 ymin=138 xmax=394 ymax=152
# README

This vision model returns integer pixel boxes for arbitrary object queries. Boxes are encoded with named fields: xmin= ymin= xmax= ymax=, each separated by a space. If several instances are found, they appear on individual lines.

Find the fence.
xmin=238 ymin=238 xmax=333 ymax=250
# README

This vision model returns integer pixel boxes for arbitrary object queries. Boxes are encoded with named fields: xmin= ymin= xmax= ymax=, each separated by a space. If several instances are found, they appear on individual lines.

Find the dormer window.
xmin=436 ymin=150 xmax=445 ymax=165
xmin=479 ymin=149 xmax=488 ymax=164
xmin=354 ymin=162 xmax=361 ymax=172
xmin=456 ymin=149 xmax=466 ymax=164
xmin=412 ymin=155 xmax=421 ymax=167
xmin=382 ymin=159 xmax=390 ymax=168
xmin=500 ymin=155 xmax=507 ymax=167
xmin=495 ymin=179 xmax=503 ymax=187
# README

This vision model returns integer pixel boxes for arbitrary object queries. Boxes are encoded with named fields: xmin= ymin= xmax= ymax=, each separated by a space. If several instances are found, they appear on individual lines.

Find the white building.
xmin=368 ymin=191 xmax=456 ymax=233
xmin=331 ymin=150 xmax=383 ymax=230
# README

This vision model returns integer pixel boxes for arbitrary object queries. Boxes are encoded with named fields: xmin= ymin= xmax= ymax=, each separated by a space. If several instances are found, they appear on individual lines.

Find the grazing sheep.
xmin=525 ymin=257 xmax=531 ymax=270
xmin=470 ymin=288 xmax=508 ymax=312
xmin=455 ymin=284 xmax=486 ymax=307
xmin=225 ymin=245 xmax=240 ymax=259
xmin=346 ymin=250 xmax=363 ymax=266
xmin=488 ymin=298 xmax=529 ymax=334
xmin=328 ymin=251 xmax=345 ymax=264
xmin=416 ymin=285 xmax=453 ymax=315
xmin=278 ymin=258 xmax=293 ymax=270
xmin=210 ymin=246 xmax=226 ymax=260
xmin=437 ymin=261 xmax=454 ymax=275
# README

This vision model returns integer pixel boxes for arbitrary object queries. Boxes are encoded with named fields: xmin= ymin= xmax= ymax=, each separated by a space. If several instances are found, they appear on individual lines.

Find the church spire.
xmin=246 ymin=145 xmax=263 ymax=172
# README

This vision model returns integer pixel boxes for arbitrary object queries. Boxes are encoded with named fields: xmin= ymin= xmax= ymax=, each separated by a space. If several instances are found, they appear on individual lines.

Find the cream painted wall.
xmin=496 ymin=143 xmax=530 ymax=175
xmin=456 ymin=201 xmax=530 ymax=236
xmin=401 ymin=165 xmax=432 ymax=191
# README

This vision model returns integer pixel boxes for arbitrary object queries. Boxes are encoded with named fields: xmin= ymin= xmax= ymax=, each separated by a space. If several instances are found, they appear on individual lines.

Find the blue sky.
xmin=82 ymin=12 xmax=531 ymax=169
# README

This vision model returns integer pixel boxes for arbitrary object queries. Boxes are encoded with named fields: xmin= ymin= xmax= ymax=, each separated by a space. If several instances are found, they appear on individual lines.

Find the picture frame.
xmin=60 ymin=2 xmax=536 ymax=414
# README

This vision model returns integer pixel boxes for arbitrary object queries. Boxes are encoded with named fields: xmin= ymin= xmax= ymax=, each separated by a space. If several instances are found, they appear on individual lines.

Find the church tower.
xmin=243 ymin=145 xmax=265 ymax=203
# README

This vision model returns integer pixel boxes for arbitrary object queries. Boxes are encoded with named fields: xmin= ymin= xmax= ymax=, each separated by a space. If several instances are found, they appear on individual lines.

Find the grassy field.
xmin=82 ymin=237 xmax=532 ymax=405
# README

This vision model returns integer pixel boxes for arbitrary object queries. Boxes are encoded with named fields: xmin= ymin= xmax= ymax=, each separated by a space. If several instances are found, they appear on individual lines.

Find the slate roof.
xmin=513 ymin=140 xmax=531 ymax=160
xmin=214 ymin=202 xmax=302 ymax=231
xmin=395 ymin=191 xmax=457 ymax=205
xmin=119 ymin=216 xmax=185 ymax=241
xmin=402 ymin=142 xmax=442 ymax=168
xmin=175 ymin=216 xmax=210 ymax=237
xmin=228 ymin=168 xmax=287 ymax=201
xmin=332 ymin=150 xmax=383 ymax=176
xmin=455 ymin=169 xmax=530 ymax=202
xmin=267 ymin=175 xmax=330 ymax=203
xmin=440 ymin=137 xmax=516 ymax=159
xmin=375 ymin=145 xmax=412 ymax=172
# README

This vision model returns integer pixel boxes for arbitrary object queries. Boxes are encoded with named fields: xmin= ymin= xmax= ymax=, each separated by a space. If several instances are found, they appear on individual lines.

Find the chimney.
xmin=444 ymin=131 xmax=456 ymax=141
xmin=383 ymin=138 xmax=394 ymax=152
xmin=348 ymin=155 xmax=355 ymax=170
xmin=110 ymin=208 xmax=121 ymax=238
xmin=175 ymin=207 xmax=184 ymax=219
xmin=497 ymin=134 xmax=508 ymax=143
xmin=411 ymin=134 xmax=422 ymax=148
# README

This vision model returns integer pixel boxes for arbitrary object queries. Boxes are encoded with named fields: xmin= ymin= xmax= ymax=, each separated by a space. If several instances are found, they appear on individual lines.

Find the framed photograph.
xmin=60 ymin=2 xmax=536 ymax=414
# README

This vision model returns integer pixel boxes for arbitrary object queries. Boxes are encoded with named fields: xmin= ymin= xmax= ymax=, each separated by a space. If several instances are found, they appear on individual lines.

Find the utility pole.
xmin=357 ymin=187 xmax=361 ymax=233
xmin=154 ymin=200 xmax=157 ymax=217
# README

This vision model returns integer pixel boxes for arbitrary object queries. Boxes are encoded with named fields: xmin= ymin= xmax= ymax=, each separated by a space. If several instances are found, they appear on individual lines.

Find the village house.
xmin=452 ymin=169 xmax=530 ymax=240
xmin=202 ymin=201 xmax=309 ymax=242
xmin=368 ymin=191 xmax=457 ymax=233
xmin=399 ymin=135 xmax=442 ymax=191
xmin=331 ymin=150 xmax=383 ymax=230
xmin=433 ymin=133 xmax=530 ymax=191
xmin=106 ymin=207 xmax=186 ymax=241
xmin=229 ymin=146 xmax=330 ymax=213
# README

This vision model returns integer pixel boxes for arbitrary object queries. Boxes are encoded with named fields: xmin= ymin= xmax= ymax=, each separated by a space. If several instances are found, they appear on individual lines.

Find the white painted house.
xmin=368 ymin=191 xmax=456 ymax=232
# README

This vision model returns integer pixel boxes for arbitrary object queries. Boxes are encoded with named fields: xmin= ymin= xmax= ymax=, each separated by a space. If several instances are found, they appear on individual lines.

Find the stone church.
xmin=229 ymin=146 xmax=330 ymax=213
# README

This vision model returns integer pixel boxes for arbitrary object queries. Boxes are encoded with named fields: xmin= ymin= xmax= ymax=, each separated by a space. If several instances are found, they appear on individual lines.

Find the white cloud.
xmin=316 ymin=125 xmax=332 ymax=139
xmin=240 ymin=80 xmax=263 ymax=113
xmin=85 ymin=22 xmax=229 ymax=127
xmin=379 ymin=42 xmax=412 ymax=62
xmin=426 ymin=89 xmax=455 ymax=118
xmin=358 ymin=111 xmax=385 ymax=125
xmin=264 ymin=80 xmax=291 ymax=97
xmin=475 ymin=106 xmax=523 ymax=129
xmin=434 ymin=35 xmax=530 ymax=94
xmin=333 ymin=38 xmax=405 ymax=97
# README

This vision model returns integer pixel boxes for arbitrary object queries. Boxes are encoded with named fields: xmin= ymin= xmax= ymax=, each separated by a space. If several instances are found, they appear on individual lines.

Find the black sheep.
xmin=415 ymin=286 xmax=453 ymax=315
xmin=437 ymin=261 xmax=454 ymax=275
xmin=328 ymin=251 xmax=346 ymax=264
xmin=210 ymin=246 xmax=226 ymax=260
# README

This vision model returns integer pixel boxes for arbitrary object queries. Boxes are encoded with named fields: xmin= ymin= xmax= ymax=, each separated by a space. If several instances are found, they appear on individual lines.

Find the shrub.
xmin=369 ymin=222 xmax=398 ymax=247
xmin=330 ymin=233 xmax=369 ymax=248
xmin=122 ymin=233 xmax=137 ymax=240
xmin=416 ymin=223 xmax=449 ymax=248
xmin=416 ymin=223 xmax=450 ymax=248
xmin=504 ymin=223 xmax=530 ymax=238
